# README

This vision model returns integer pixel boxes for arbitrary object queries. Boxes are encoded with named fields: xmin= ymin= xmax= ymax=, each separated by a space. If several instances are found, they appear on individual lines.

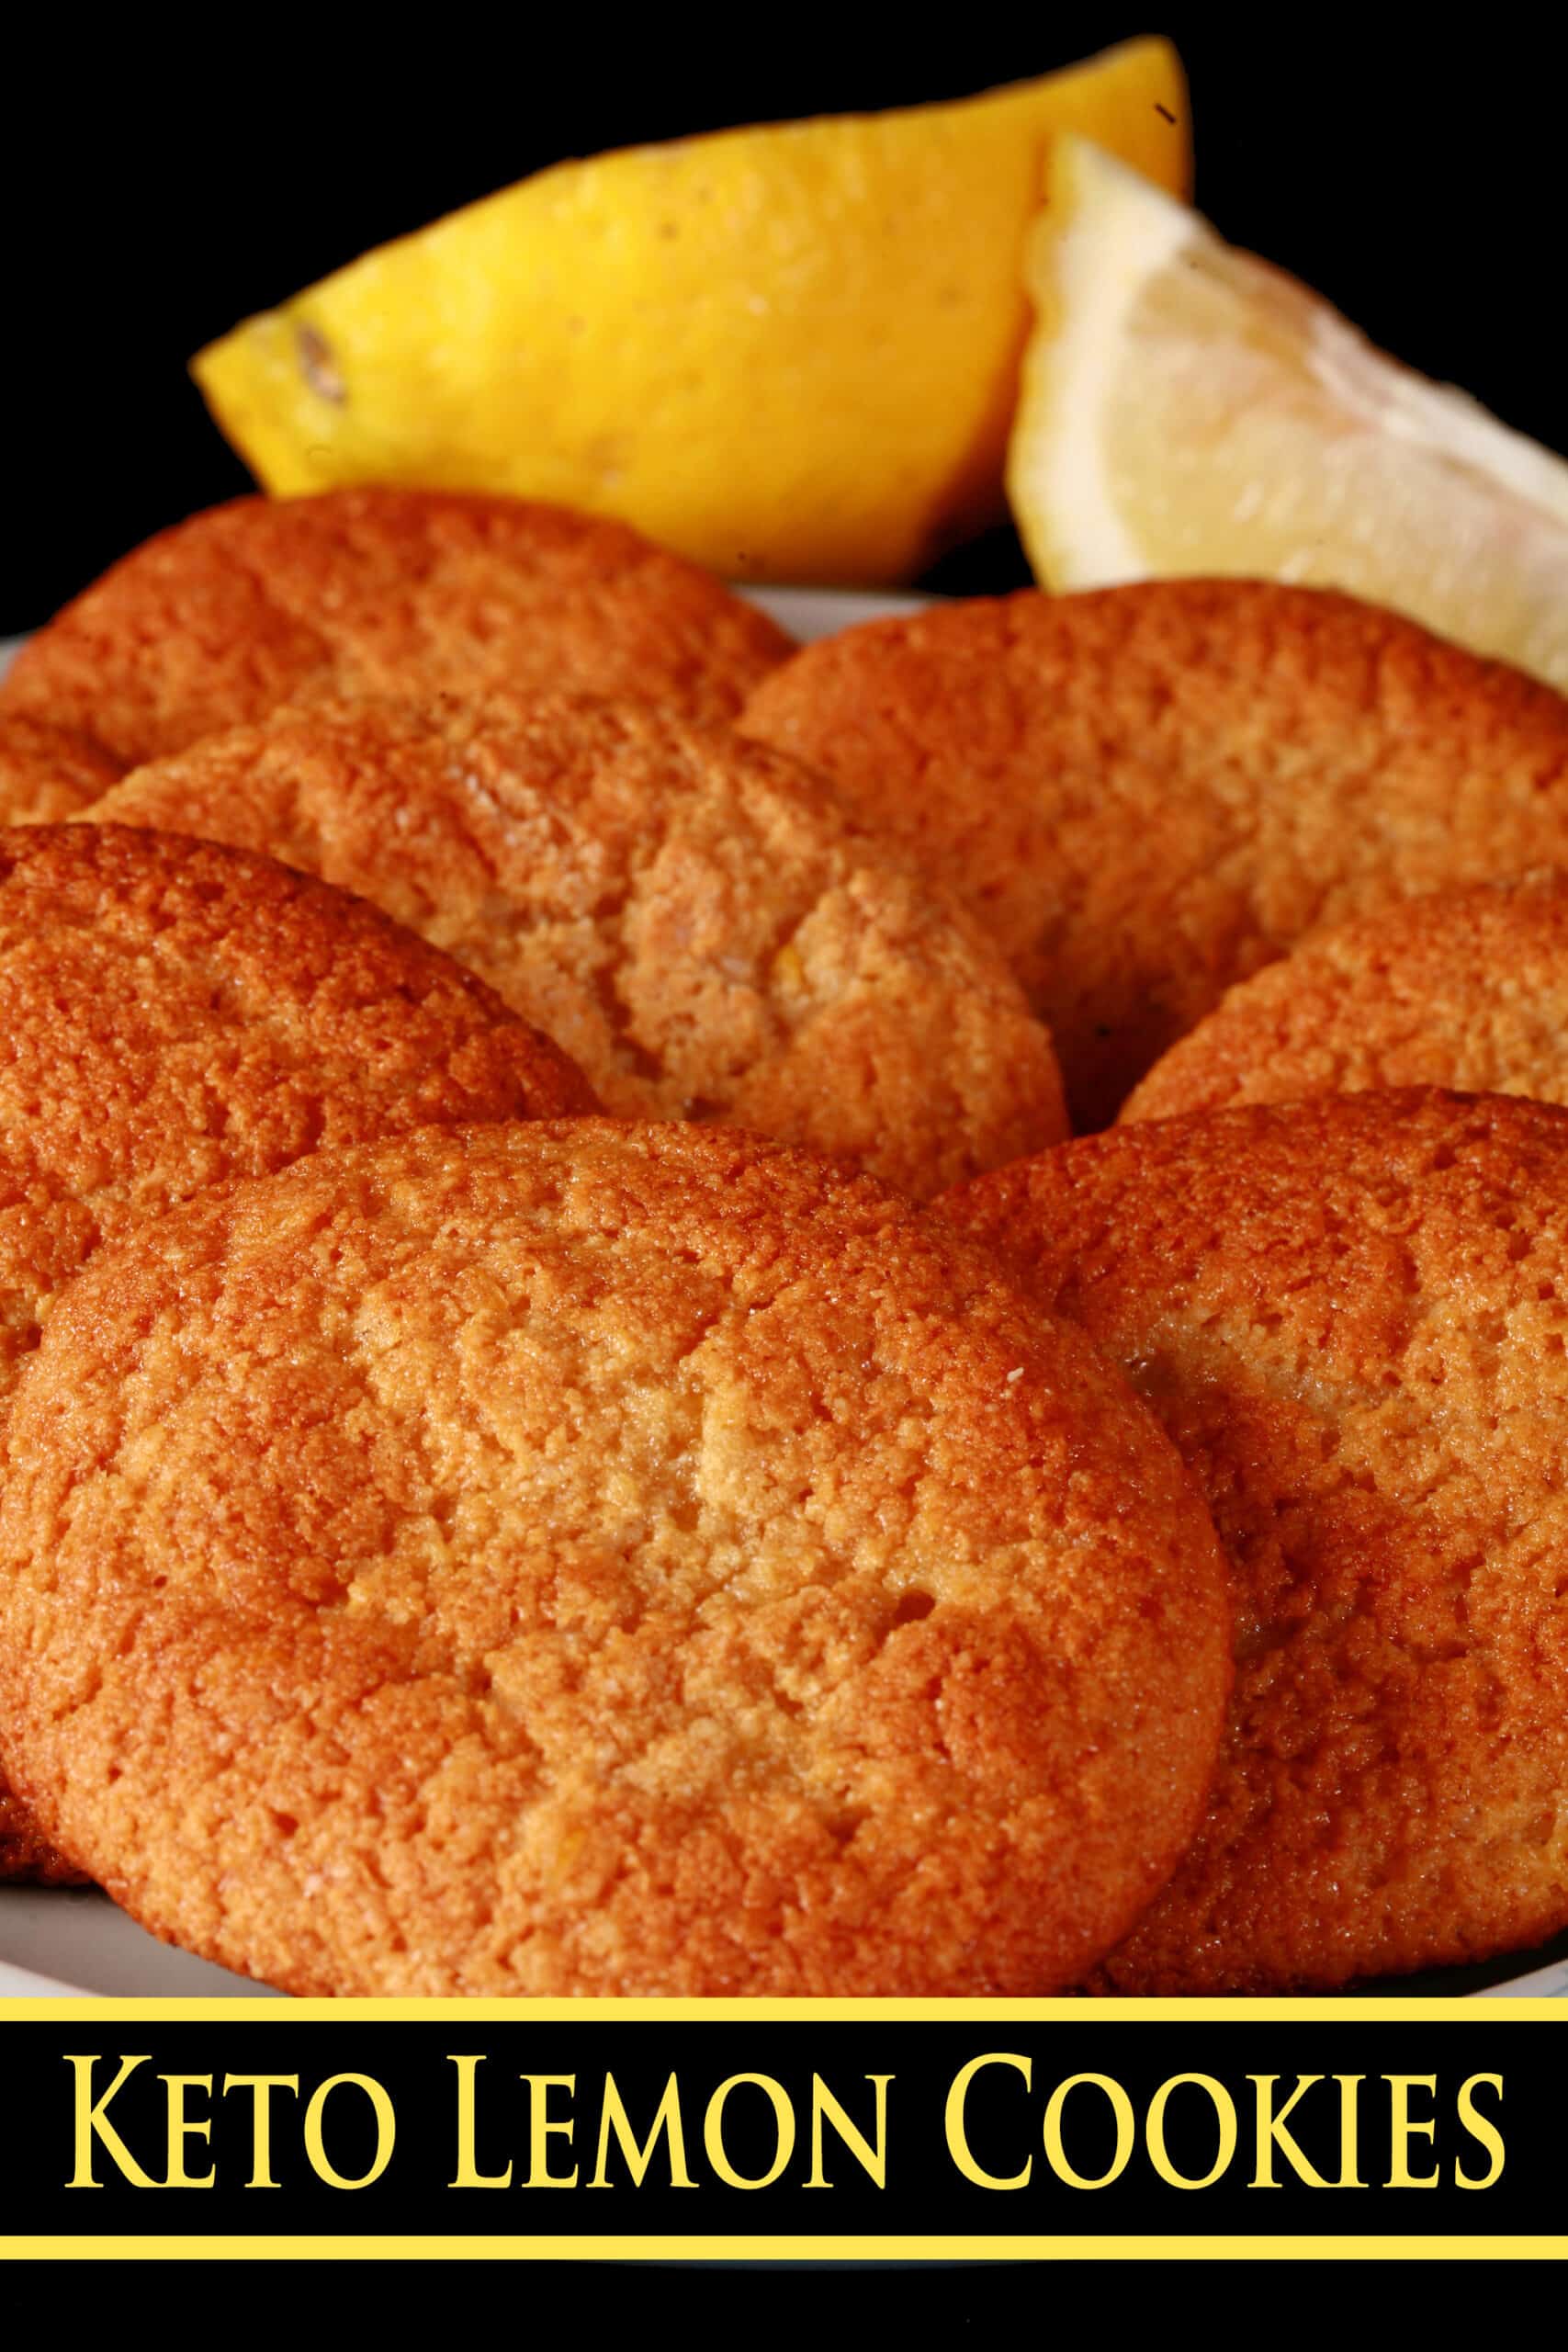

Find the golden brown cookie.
xmin=944 ymin=1091 xmax=1568 ymax=1992
xmin=741 ymin=580 xmax=1568 ymax=1129
xmin=0 ymin=713 xmax=125 ymax=824
xmin=1123 ymin=875 xmax=1568 ymax=1124
xmin=0 ymin=1120 xmax=1230 ymax=1996
xmin=86 ymin=691 xmax=1067 ymax=1197
xmin=0 ymin=822 xmax=593 ymax=1883
xmin=0 ymin=487 xmax=793 ymax=776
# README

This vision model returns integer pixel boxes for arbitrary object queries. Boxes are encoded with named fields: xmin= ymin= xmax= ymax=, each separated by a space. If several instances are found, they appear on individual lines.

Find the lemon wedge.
xmin=1009 ymin=135 xmax=1568 ymax=690
xmin=192 ymin=43 xmax=1188 ymax=587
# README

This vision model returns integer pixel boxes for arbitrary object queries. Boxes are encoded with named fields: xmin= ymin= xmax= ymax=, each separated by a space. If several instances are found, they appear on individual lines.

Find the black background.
xmin=2 ymin=16 xmax=1563 ymax=630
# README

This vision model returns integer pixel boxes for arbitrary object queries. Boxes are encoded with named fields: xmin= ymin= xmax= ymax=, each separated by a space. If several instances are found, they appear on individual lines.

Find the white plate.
xmin=1 ymin=589 xmax=1565 ymax=1999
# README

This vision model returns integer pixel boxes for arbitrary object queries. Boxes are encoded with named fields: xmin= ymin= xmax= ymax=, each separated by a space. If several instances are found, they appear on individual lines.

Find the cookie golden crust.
xmin=740 ymin=580 xmax=1568 ymax=1130
xmin=86 ymin=692 xmax=1067 ymax=1198
xmin=0 ymin=1794 xmax=93 ymax=1886
xmin=1123 ymin=876 xmax=1568 ymax=1124
xmin=0 ymin=1120 xmax=1230 ymax=1996
xmin=0 ymin=823 xmax=592 ymax=1883
xmin=0 ymin=487 xmax=794 ymax=767
xmin=0 ymin=713 xmax=126 ymax=825
xmin=943 ymin=1091 xmax=1568 ymax=1992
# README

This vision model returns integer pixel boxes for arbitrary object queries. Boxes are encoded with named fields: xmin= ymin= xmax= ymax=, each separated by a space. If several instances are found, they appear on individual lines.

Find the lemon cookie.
xmin=0 ymin=487 xmax=793 ymax=786
xmin=0 ymin=1121 xmax=1229 ymax=1995
xmin=1123 ymin=876 xmax=1568 ymax=1123
xmin=946 ymin=1091 xmax=1568 ymax=1991
xmin=743 ymin=581 xmax=1568 ymax=1128
xmin=88 ymin=692 xmax=1067 ymax=1196
xmin=0 ymin=822 xmax=592 ymax=1882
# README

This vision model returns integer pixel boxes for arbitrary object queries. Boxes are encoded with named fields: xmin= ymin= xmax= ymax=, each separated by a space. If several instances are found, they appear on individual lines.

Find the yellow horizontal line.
xmin=0 ymin=1996 xmax=1563 ymax=2022
xmin=0 ymin=2235 xmax=1565 ymax=2260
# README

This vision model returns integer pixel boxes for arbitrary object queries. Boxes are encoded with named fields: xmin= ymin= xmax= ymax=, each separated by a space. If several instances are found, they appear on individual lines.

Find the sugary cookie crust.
xmin=1123 ymin=875 xmax=1568 ymax=1123
xmin=0 ymin=1120 xmax=1230 ymax=1996
xmin=742 ymin=579 xmax=1568 ymax=1128
xmin=0 ymin=486 xmax=794 ymax=788
xmin=89 ymin=691 xmax=1067 ymax=1198
xmin=0 ymin=713 xmax=126 ymax=825
xmin=0 ymin=821 xmax=594 ymax=1883
xmin=944 ymin=1091 xmax=1568 ymax=1992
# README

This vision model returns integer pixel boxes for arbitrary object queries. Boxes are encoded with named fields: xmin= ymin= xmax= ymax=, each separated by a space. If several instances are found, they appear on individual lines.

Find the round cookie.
xmin=943 ymin=1091 xmax=1568 ymax=1992
xmin=0 ymin=823 xmax=593 ymax=1884
xmin=85 ymin=691 xmax=1068 ymax=1198
xmin=0 ymin=1120 xmax=1230 ymax=1996
xmin=740 ymin=580 xmax=1568 ymax=1129
xmin=1123 ymin=875 xmax=1568 ymax=1124
xmin=0 ymin=486 xmax=794 ymax=791
xmin=0 ymin=714 xmax=125 ymax=825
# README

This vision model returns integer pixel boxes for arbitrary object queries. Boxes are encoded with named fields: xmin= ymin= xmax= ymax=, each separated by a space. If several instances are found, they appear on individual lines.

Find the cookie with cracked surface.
xmin=740 ymin=580 xmax=1568 ymax=1129
xmin=0 ymin=486 xmax=793 ymax=774
xmin=86 ymin=691 xmax=1067 ymax=1197
xmin=0 ymin=1120 xmax=1230 ymax=1996
xmin=0 ymin=713 xmax=126 ymax=825
xmin=943 ymin=1091 xmax=1568 ymax=1992
xmin=1123 ymin=876 xmax=1568 ymax=1124
xmin=0 ymin=822 xmax=593 ymax=1883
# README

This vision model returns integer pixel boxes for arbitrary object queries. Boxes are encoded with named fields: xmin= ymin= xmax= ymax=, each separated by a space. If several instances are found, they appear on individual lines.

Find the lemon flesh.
xmin=192 ymin=44 xmax=1188 ymax=586
xmin=1010 ymin=136 xmax=1568 ymax=690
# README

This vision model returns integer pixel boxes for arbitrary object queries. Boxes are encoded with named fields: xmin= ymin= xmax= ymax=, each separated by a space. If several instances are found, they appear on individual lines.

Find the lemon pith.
xmin=192 ymin=42 xmax=1189 ymax=586
xmin=1010 ymin=136 xmax=1568 ymax=690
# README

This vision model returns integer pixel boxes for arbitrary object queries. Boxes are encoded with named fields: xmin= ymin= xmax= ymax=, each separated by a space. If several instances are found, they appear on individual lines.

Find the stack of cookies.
xmin=3 ymin=486 xmax=1568 ymax=1996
